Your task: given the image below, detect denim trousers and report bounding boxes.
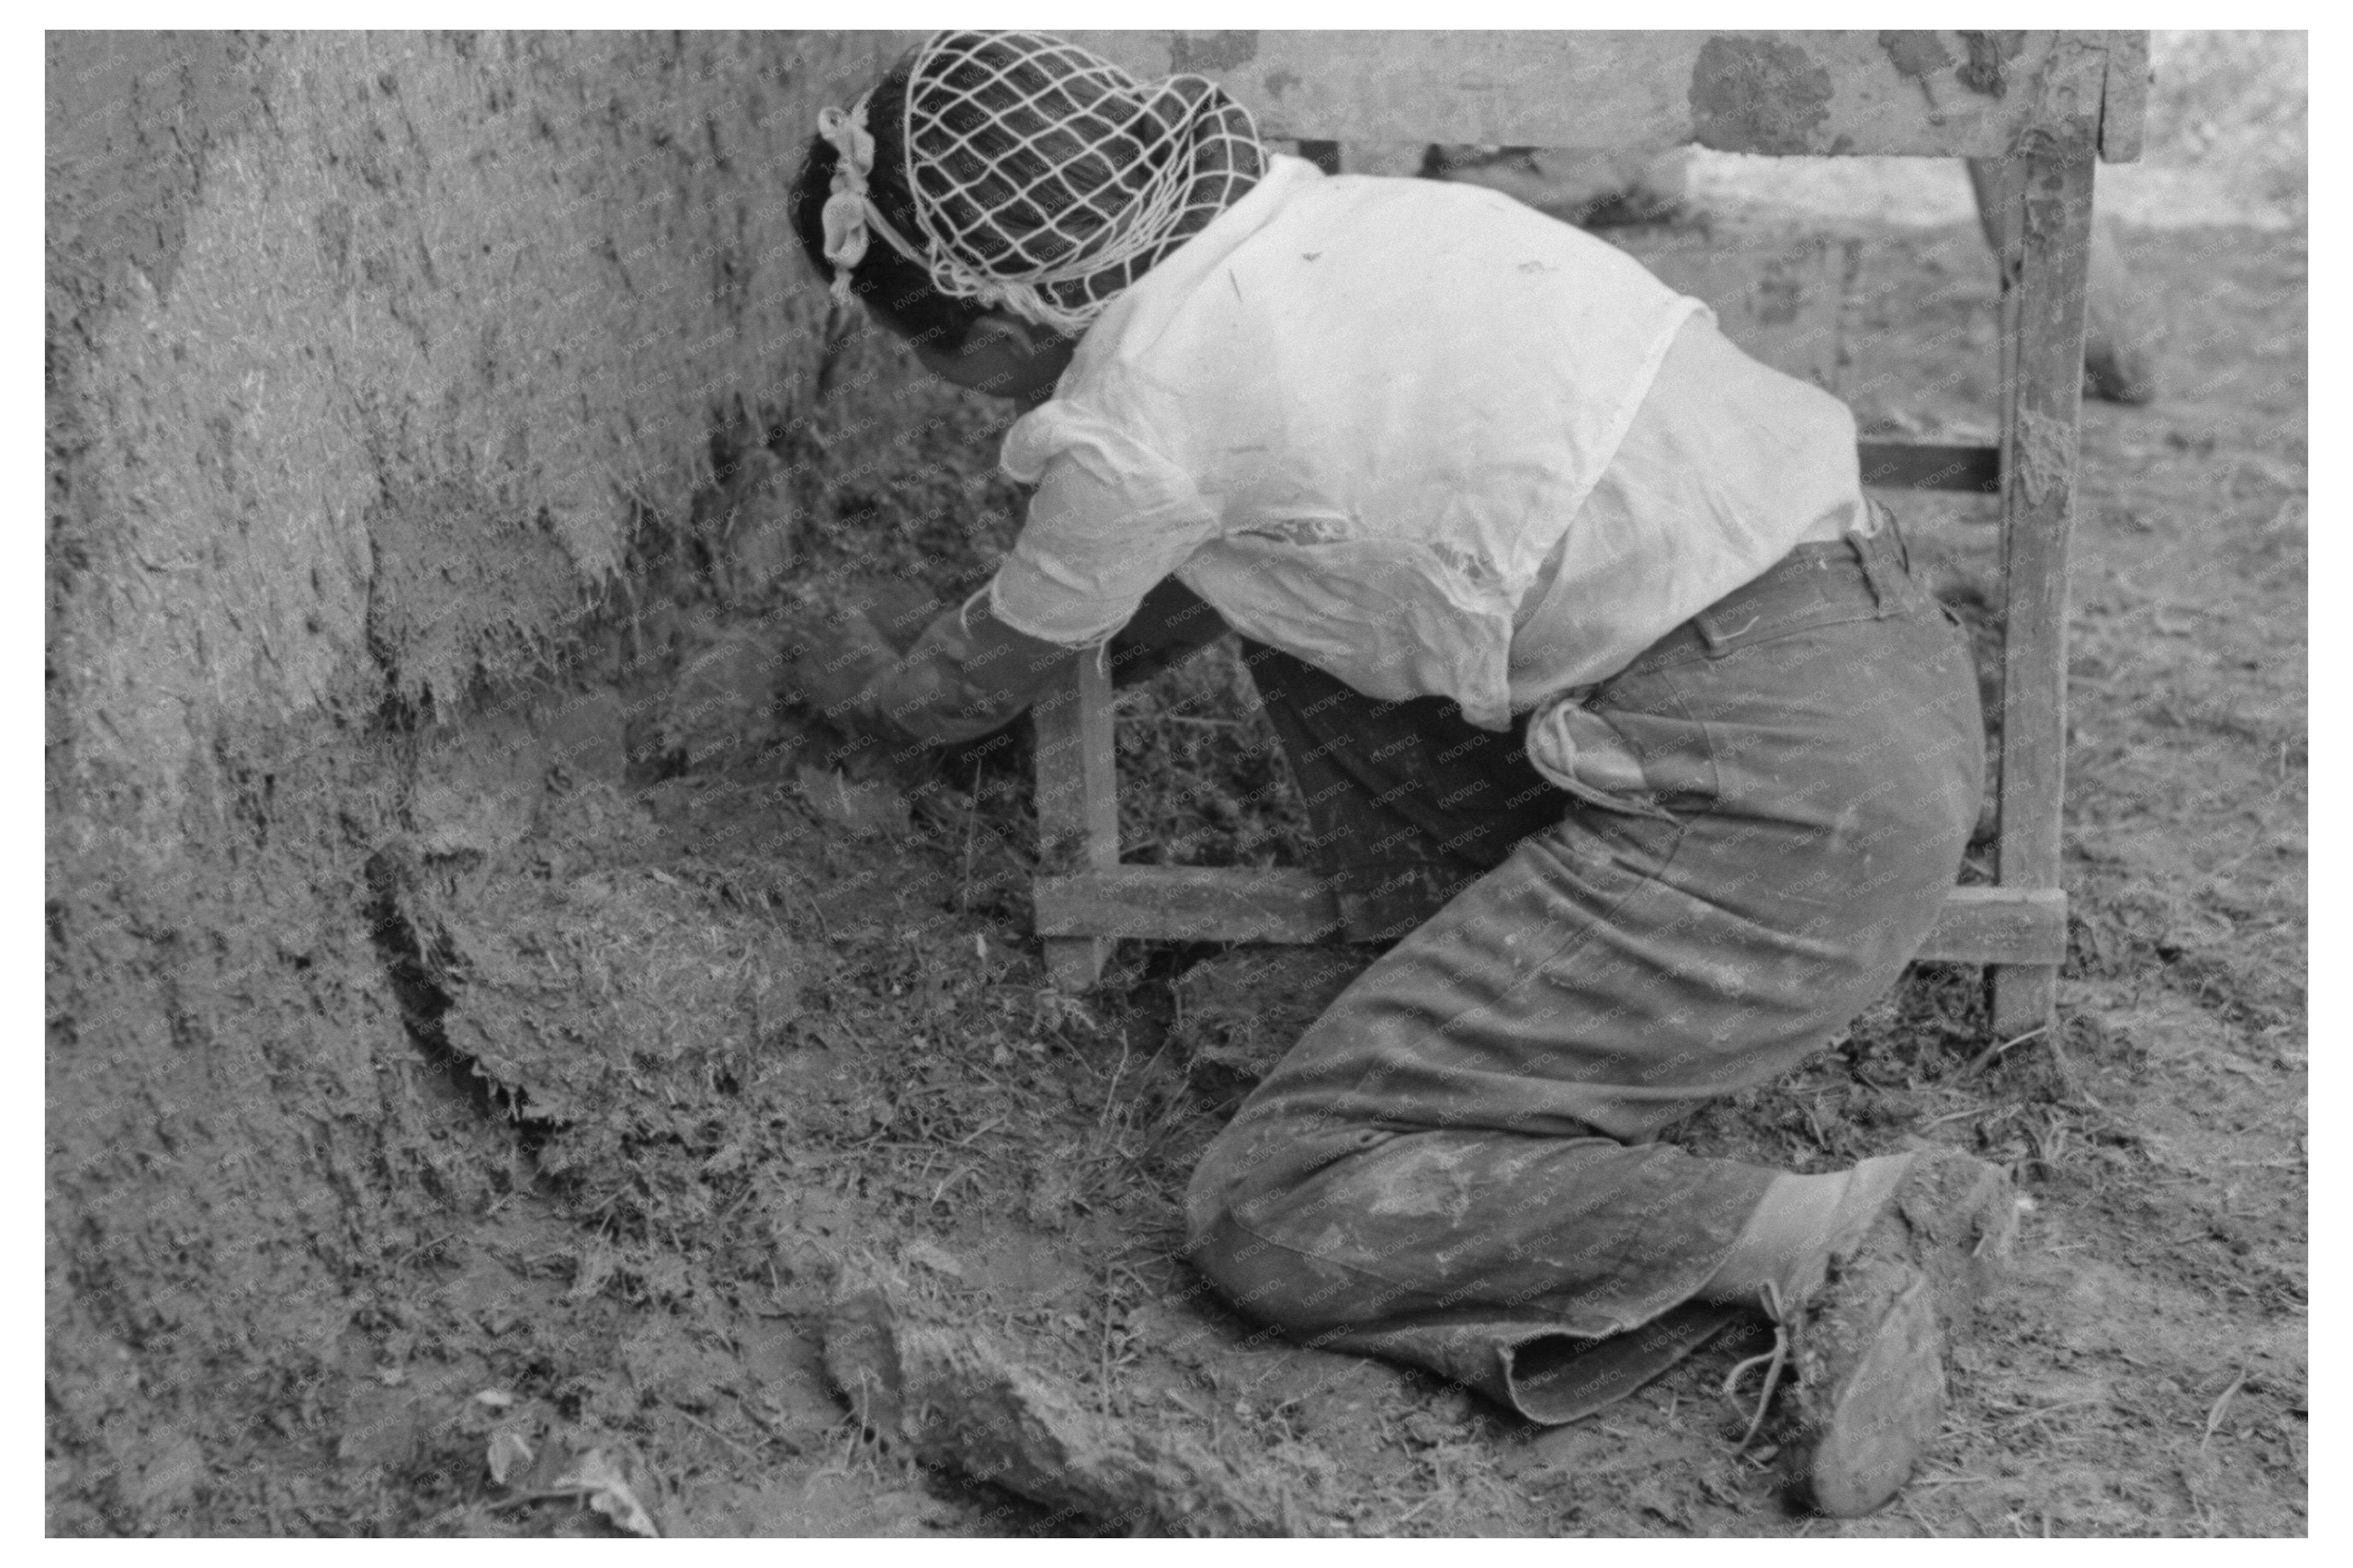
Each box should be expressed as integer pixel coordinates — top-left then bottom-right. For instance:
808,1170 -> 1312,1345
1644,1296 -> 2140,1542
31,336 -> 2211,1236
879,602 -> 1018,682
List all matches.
1174,516 -> 1986,1422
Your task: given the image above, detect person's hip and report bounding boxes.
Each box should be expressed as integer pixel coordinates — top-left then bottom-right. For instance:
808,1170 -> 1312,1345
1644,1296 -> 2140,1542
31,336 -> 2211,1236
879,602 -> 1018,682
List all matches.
1523,506 -> 1985,844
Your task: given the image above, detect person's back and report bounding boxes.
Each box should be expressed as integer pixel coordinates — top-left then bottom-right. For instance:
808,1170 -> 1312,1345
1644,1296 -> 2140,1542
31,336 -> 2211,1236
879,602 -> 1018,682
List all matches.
1001,155 -> 1706,726
1003,155 -> 1871,727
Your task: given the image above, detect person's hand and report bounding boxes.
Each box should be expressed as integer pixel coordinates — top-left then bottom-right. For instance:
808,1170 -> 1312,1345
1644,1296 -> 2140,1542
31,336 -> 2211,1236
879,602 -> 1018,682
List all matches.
777,577 -> 960,741
778,604 -> 900,731
780,574 -> 1091,755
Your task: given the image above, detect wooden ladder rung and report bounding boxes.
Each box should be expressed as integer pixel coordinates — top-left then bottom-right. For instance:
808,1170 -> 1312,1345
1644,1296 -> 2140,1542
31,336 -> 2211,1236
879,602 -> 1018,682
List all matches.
1036,867 -> 2064,966
1037,866 -> 1341,945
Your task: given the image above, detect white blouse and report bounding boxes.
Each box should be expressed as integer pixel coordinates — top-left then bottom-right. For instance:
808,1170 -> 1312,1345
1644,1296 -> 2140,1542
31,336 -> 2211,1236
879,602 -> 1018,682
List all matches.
988,154 -> 1864,730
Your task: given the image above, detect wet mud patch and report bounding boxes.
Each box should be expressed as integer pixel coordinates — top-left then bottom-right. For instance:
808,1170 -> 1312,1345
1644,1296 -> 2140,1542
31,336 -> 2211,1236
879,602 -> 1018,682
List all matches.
385,779 -> 807,1169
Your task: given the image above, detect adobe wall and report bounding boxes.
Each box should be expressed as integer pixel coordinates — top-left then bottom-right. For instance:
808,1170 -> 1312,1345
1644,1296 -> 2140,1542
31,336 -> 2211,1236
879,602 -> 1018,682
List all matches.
44,31 -> 906,1526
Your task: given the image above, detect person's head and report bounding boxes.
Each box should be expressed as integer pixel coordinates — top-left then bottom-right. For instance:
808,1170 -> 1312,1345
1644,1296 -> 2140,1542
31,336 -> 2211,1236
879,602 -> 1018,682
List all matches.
791,31 -> 1264,403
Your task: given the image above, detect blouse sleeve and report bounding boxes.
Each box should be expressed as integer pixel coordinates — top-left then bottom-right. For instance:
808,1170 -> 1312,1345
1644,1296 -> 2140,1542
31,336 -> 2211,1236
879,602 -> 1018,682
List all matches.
989,401 -> 1220,648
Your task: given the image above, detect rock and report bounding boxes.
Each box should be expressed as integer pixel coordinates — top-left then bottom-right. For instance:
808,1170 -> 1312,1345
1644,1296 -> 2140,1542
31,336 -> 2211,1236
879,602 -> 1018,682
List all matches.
821,1271 -> 1300,1536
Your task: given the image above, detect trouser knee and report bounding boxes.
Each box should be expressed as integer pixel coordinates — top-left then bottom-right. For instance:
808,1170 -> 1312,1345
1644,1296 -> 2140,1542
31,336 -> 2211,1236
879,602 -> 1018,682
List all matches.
1185,1200 -> 1286,1316
1185,1119 -> 1412,1332
1182,1121 -> 1255,1256
1183,1120 -> 1322,1316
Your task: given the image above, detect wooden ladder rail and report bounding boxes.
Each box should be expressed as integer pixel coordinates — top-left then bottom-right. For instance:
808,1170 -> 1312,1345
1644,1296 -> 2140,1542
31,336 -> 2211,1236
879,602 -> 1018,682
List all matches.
1987,143 -> 2098,1035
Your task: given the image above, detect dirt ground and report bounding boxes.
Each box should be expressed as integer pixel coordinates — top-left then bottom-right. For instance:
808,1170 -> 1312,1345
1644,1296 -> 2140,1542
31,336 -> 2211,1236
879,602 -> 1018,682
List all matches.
52,200 -> 2305,1537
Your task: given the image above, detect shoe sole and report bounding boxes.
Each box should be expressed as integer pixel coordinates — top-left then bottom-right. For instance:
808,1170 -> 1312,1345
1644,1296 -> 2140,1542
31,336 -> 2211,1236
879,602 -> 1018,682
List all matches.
1779,1150 -> 2018,1516
1781,1261 -> 1948,1518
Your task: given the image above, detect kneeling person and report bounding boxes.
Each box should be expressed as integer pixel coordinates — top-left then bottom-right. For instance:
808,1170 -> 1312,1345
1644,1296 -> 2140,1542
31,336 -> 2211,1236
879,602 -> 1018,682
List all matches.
787,30 -> 2018,1518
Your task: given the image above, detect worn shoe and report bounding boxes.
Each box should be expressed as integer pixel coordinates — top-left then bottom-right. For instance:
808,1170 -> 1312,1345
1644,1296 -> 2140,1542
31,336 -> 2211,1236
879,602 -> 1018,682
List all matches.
1774,1148 -> 2018,1518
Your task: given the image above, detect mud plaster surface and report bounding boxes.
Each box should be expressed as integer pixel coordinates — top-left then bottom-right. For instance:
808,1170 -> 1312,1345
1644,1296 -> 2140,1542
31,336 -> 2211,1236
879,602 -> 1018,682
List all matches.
44,29 -> 898,1536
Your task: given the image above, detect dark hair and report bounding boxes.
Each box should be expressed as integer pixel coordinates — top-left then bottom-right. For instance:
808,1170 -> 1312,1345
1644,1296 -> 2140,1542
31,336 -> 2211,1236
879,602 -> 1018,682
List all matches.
790,58 -> 989,350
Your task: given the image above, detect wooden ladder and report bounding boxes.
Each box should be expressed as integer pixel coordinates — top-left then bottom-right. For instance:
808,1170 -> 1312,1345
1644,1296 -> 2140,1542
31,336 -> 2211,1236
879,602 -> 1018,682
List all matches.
1016,30 -> 2147,1040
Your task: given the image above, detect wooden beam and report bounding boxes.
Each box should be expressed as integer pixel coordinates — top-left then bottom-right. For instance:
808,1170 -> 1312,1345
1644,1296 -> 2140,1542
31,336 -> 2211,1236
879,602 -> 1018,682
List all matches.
1915,885 -> 2067,966
1031,654 -> 1119,988
1064,31 -> 2114,157
859,32 -> 2125,159
1037,866 -> 1341,946
1991,141 -> 2097,1035
1038,867 -> 2064,966
2099,31 -> 2151,163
